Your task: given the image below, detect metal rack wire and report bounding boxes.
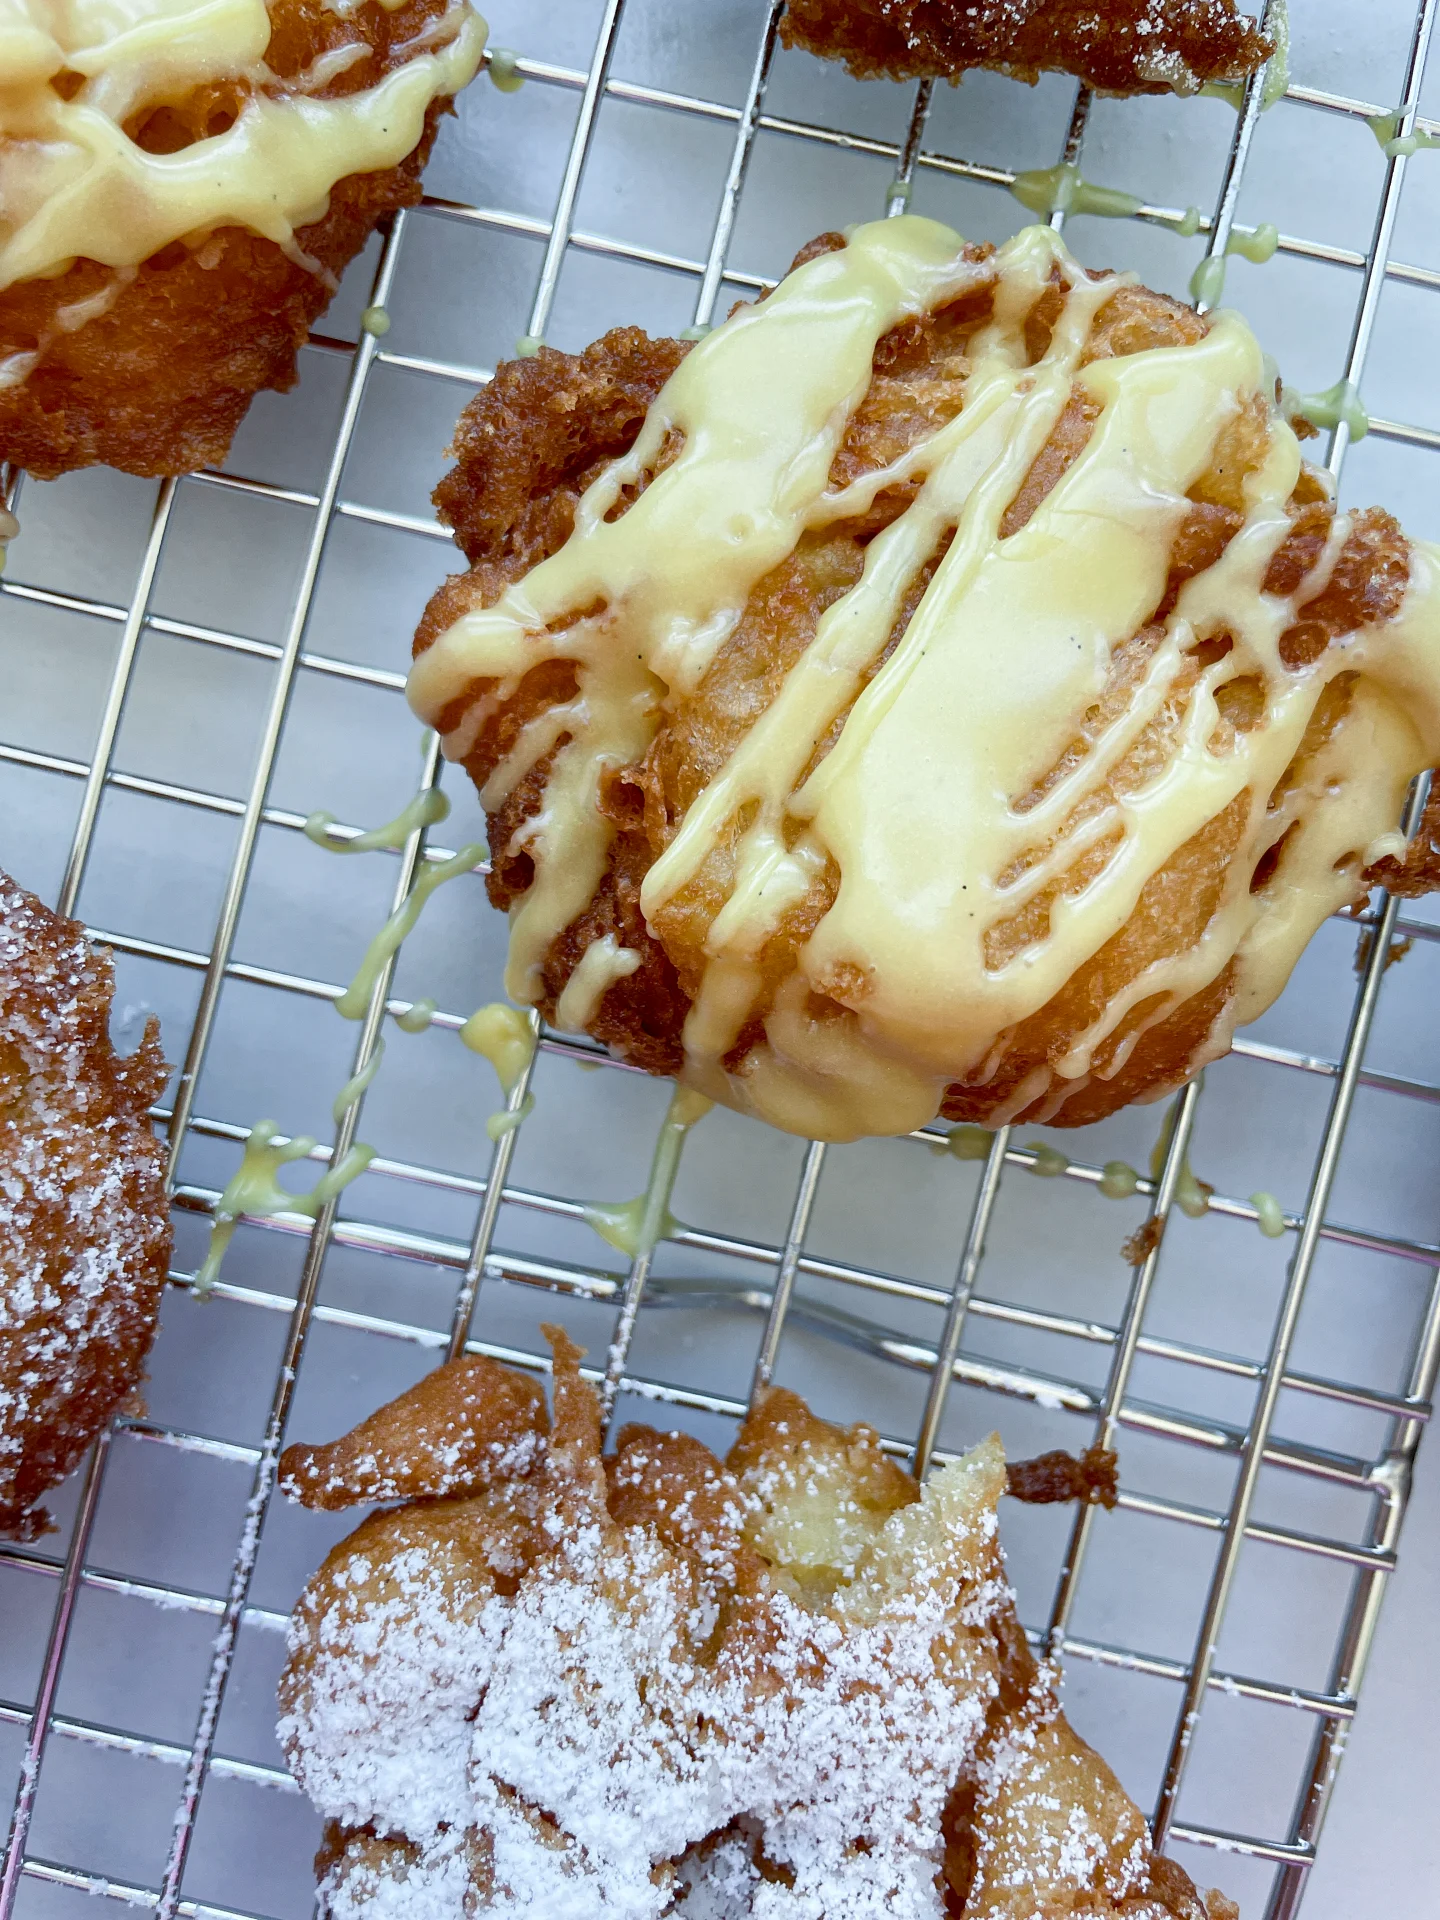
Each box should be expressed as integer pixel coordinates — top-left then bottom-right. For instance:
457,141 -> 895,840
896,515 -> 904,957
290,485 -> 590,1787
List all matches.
3,0 -> 1440,1914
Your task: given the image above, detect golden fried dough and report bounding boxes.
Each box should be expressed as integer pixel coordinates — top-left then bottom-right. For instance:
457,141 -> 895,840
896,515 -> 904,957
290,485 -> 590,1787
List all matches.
0,870 -> 170,1537
278,1353 -> 548,1509
779,0 -> 1274,94
410,218 -> 1440,1142
0,0 -> 483,479
279,1335 -> 1237,1918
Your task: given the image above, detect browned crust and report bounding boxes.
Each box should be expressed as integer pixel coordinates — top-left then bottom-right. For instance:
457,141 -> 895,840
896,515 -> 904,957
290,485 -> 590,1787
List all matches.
0,0 -> 469,479
434,327 -> 692,571
1005,1443 -> 1119,1508
414,326 -> 701,1076
1122,1216 -> 1165,1266
0,871 -> 171,1536
413,242 -> 1430,1134
778,0 -> 1273,95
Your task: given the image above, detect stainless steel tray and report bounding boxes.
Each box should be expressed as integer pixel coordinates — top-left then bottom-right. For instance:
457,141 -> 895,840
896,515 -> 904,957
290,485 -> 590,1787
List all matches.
5,1 -> 1440,1914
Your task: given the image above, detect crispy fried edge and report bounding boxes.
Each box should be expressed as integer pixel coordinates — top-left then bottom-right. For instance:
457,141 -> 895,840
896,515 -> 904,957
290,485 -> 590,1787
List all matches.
778,0 -> 1273,94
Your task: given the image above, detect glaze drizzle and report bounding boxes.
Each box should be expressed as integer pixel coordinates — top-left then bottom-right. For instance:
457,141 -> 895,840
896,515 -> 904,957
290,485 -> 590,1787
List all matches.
410,217 -> 1440,1143
0,0 -> 486,292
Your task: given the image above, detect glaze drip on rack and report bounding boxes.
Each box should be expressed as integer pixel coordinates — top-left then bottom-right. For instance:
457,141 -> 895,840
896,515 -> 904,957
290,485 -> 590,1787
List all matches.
582,1082 -> 711,1258
194,1119 -> 375,1293
460,1001 -> 537,1139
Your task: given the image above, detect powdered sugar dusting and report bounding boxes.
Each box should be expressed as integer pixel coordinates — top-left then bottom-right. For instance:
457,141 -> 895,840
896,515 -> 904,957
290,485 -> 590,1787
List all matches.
279,1345 -> 1224,1917
283,1407 -> 1008,1915
0,870 -> 170,1534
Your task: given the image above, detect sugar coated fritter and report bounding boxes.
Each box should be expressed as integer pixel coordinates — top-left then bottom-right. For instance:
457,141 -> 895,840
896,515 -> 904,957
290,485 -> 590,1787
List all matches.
408,218 -> 1440,1144
279,1334 -> 1239,1919
0,870 -> 170,1537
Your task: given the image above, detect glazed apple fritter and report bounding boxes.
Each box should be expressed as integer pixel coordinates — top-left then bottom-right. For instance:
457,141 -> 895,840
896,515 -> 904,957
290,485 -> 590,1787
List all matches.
410,218 -> 1440,1144
278,1335 -> 1236,1918
0,0 -> 484,479
778,0 -> 1274,95
0,870 -> 170,1538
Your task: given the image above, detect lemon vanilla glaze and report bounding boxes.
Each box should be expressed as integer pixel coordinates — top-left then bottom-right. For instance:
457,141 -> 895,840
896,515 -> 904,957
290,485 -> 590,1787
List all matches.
409,217 -> 1440,1144
0,0 -> 486,296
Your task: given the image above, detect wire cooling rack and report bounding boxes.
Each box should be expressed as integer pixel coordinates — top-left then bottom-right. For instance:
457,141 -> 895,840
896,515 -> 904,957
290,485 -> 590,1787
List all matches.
5,0 -> 1440,1915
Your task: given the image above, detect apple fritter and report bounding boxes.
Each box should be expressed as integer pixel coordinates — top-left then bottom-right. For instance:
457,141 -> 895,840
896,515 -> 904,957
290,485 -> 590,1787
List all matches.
278,1335 -> 1238,1919
0,870 -> 170,1537
410,219 -> 1440,1142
